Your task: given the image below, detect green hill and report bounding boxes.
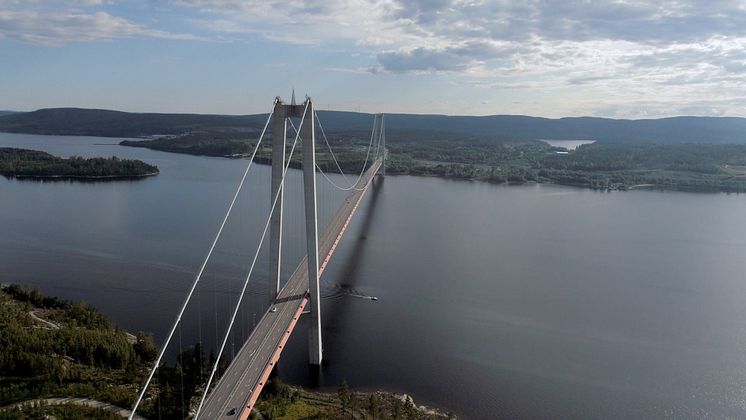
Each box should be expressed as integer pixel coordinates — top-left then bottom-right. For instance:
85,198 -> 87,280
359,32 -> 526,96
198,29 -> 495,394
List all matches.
0,108 -> 266,138
2,107 -> 746,144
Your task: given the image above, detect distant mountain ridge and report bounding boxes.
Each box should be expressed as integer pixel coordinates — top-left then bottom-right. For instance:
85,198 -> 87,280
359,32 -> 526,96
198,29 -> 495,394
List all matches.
1,107 -> 746,144
314,110 -> 746,143
0,108 -> 268,138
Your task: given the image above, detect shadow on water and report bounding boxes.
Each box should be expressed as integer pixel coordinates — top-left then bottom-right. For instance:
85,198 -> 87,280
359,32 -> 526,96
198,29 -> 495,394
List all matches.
322,177 -> 383,300
303,177 -> 384,382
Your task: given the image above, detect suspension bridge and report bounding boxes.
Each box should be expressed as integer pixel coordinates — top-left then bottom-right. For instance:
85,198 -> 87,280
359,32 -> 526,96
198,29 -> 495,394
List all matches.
128,95 -> 387,419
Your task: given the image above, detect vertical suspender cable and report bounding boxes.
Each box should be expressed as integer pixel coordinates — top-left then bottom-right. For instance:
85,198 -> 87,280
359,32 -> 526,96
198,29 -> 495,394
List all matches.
179,324 -> 185,419
197,291 -> 203,385
128,99 -> 277,419
213,290 -> 219,367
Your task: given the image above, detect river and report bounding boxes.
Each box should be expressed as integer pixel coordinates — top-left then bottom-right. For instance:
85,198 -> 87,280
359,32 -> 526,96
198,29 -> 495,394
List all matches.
2,133 -> 746,418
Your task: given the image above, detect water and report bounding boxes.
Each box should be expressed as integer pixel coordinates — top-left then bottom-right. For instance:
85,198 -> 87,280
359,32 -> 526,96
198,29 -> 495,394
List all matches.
2,133 -> 746,419
540,139 -> 596,150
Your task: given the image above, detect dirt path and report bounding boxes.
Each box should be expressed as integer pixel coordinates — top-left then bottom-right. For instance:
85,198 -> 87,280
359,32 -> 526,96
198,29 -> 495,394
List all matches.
28,310 -> 60,329
1,397 -> 147,419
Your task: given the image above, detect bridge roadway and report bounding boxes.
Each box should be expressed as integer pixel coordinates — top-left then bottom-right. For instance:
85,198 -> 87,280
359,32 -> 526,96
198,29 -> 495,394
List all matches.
199,155 -> 384,419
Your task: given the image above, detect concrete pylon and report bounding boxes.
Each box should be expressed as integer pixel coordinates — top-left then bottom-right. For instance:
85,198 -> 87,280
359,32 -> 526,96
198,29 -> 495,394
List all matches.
267,97 -> 322,365
300,99 -> 322,365
268,99 -> 286,304
381,114 -> 386,176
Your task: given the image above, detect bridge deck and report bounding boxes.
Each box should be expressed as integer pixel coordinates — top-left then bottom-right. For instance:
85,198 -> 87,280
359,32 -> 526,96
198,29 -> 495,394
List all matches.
199,156 -> 383,419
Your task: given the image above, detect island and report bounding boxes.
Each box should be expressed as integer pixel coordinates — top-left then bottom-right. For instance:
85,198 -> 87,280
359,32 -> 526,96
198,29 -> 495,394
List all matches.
0,148 -> 159,180
0,284 -> 452,419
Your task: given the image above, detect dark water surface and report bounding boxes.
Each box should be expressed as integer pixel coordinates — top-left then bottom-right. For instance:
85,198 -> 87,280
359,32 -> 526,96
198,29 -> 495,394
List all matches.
2,133 -> 746,419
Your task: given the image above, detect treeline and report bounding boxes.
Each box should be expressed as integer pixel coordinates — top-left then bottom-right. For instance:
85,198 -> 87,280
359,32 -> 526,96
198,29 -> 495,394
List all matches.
122,132 -> 255,157
537,143 -> 746,192
387,141 -> 746,192
0,148 -> 158,179
541,143 -> 746,174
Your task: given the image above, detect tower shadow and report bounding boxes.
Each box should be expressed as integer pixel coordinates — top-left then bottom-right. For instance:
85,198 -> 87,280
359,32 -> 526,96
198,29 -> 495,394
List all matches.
308,177 -> 383,380
324,177 -> 383,296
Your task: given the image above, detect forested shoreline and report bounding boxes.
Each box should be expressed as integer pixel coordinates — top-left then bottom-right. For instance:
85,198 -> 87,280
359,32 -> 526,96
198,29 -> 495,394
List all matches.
121,134 -> 746,193
0,283 -> 232,419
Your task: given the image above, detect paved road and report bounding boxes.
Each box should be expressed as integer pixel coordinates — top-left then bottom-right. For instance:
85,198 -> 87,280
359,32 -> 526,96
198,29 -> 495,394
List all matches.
199,156 -> 383,420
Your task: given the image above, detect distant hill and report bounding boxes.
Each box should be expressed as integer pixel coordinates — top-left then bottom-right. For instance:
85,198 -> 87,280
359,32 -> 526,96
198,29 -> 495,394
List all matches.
2,107 -> 746,144
0,108 -> 267,138
0,111 -> 19,117
314,111 -> 746,144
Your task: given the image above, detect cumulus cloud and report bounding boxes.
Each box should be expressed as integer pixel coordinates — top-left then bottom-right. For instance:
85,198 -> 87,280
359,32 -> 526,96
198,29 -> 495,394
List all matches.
0,4 -> 201,46
374,42 -> 510,73
174,1 -> 746,73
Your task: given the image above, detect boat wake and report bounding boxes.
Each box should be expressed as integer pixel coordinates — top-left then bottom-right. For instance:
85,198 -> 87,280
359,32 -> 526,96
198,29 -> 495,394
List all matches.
322,283 -> 378,301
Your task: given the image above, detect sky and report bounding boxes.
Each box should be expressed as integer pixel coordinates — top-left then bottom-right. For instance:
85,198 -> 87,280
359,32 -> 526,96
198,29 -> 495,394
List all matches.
2,0 -> 746,118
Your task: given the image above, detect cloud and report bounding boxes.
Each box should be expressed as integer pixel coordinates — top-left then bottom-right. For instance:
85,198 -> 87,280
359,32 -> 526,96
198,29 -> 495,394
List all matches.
73,0 -> 105,6
374,42 -> 508,73
5,0 -> 746,117
0,7 -> 202,46
174,1 -> 746,75
169,1 -> 746,117
176,0 -> 424,48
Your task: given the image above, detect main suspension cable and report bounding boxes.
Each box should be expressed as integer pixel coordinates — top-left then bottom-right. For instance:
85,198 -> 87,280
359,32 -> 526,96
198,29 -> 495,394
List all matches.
313,111 -> 378,191
128,99 -> 277,419
315,112 -> 351,182
317,117 -> 385,192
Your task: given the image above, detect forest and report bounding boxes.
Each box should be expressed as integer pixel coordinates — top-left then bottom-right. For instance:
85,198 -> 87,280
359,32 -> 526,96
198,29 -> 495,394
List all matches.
0,284 -> 213,419
0,148 -> 158,179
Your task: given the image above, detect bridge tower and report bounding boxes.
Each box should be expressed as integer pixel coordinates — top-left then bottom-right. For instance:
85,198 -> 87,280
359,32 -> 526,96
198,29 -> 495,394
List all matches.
380,113 -> 386,176
268,96 -> 323,365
